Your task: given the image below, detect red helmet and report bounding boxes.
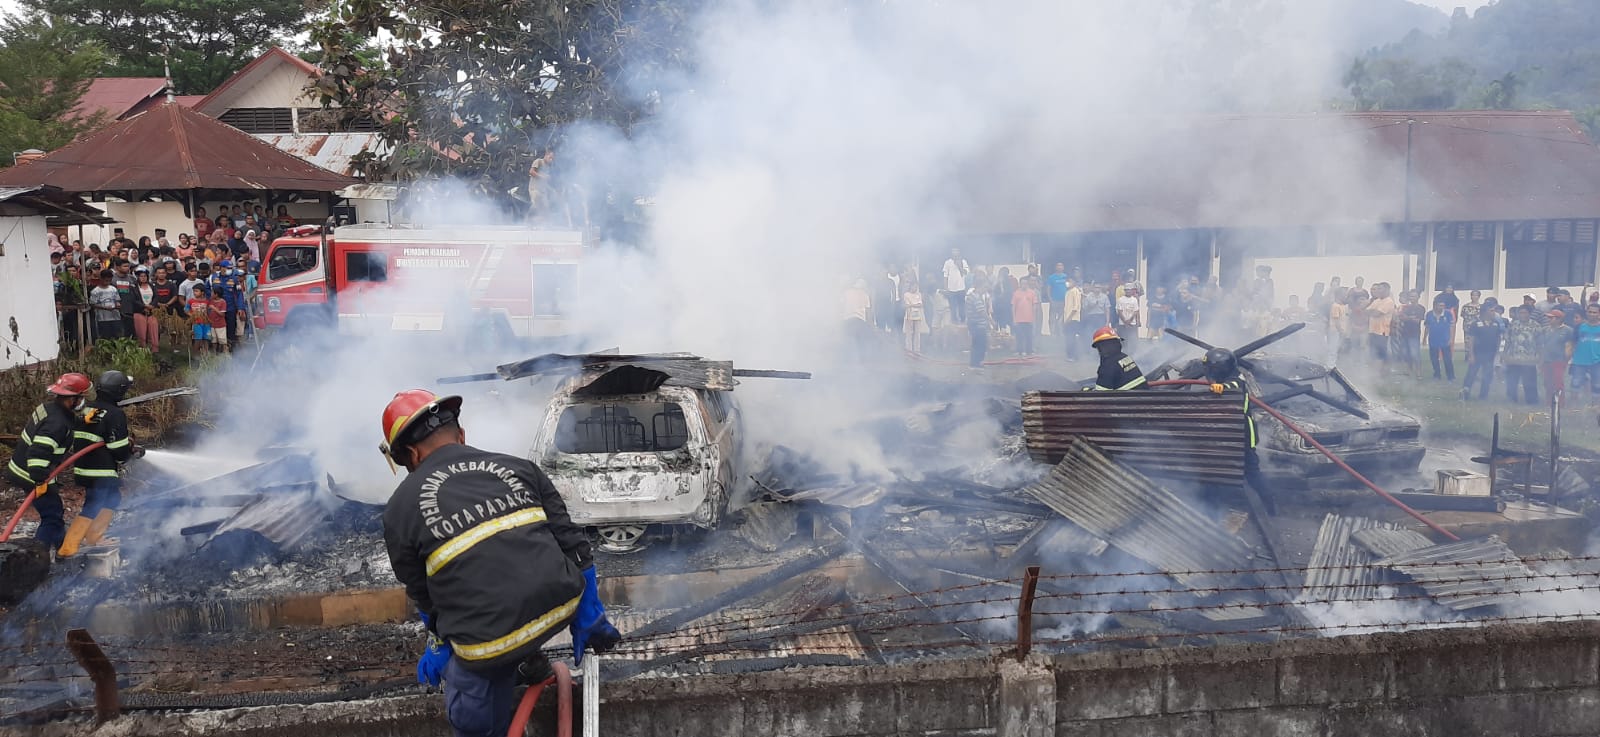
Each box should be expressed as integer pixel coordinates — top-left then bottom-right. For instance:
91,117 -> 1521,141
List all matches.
47,372 -> 92,396
1090,326 -> 1120,346
379,389 -> 463,460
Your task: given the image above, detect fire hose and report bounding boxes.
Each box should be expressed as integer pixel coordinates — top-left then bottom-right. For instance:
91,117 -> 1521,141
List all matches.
506,660 -> 572,737
1,441 -> 105,544
1146,380 -> 1460,541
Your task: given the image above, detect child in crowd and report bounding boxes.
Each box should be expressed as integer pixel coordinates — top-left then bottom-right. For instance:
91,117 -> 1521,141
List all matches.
209,284 -> 230,353
188,284 -> 212,353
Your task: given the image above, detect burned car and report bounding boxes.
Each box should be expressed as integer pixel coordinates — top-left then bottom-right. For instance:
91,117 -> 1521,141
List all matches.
1142,330 -> 1426,487
458,353 -> 807,552
1219,355 -> 1424,485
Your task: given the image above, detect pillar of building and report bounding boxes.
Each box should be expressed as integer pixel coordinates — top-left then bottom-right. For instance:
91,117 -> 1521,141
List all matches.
1421,224 -> 1435,298
1493,222 -> 1508,302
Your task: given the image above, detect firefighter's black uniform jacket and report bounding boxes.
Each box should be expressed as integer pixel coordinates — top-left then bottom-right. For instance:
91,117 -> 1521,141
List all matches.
5,401 -> 76,487
1093,351 -> 1148,391
383,443 -> 591,673
72,399 -> 133,480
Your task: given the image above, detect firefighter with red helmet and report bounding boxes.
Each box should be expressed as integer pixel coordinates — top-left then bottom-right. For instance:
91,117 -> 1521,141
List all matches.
59,371 -> 142,558
4,372 -> 92,550
1088,326 -> 1148,391
379,389 -> 620,737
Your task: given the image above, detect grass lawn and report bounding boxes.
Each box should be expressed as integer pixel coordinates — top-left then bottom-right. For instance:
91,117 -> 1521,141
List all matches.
1365,363 -> 1600,457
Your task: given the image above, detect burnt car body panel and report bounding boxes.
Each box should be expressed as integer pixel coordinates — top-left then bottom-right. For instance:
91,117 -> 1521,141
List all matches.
1167,355 -> 1426,485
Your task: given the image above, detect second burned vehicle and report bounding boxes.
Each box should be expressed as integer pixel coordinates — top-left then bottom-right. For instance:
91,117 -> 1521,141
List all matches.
1146,325 -> 1426,487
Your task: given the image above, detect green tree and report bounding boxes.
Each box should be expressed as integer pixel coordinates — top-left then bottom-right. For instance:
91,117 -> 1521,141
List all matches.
19,0 -> 315,94
310,0 -> 697,219
0,16 -> 107,164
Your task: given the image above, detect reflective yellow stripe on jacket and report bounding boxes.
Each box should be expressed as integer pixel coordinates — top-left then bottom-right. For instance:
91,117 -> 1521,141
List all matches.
452,595 -> 581,662
424,507 -> 548,577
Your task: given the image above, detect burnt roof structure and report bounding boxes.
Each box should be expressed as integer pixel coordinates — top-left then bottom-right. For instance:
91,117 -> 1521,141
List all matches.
0,102 -> 357,212
957,110 -> 1600,233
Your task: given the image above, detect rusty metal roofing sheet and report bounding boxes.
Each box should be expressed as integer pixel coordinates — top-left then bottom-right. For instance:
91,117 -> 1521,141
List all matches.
254,133 -> 383,178
1299,515 -> 1399,602
1022,439 -> 1258,588
956,110 -> 1600,233
0,103 -> 357,193
72,77 -> 167,121
1022,391 -> 1247,486
1378,536 -> 1537,611
1350,526 -> 1434,559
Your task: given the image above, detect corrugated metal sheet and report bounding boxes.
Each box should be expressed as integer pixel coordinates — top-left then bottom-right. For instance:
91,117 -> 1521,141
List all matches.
254,133 -> 383,178
205,488 -> 337,551
1299,515 -> 1398,602
1022,391 -> 1248,486
1378,536 -> 1536,611
72,77 -> 167,121
0,104 -> 357,192
1350,527 -> 1434,559
1022,439 -> 1258,587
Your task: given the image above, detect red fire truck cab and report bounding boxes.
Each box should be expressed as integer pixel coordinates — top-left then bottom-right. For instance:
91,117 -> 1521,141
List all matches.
257,223 -> 586,338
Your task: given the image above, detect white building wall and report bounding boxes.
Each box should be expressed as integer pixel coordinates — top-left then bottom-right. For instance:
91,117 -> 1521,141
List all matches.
0,214 -> 60,368
71,200 -> 334,247
228,64 -> 317,109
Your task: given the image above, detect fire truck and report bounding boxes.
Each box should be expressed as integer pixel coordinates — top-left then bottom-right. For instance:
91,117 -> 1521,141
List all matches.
256,223 -> 587,338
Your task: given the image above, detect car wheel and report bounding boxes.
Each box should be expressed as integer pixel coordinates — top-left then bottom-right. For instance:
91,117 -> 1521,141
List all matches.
596,524 -> 649,554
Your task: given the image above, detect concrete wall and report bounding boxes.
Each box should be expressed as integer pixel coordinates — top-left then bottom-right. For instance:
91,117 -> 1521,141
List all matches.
0,213 -> 59,368
11,620 -> 1600,737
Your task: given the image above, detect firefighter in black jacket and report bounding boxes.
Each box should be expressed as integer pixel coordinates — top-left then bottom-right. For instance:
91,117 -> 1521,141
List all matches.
59,371 -> 142,557
379,390 -> 620,737
4,373 -> 91,550
1088,326 -> 1148,390
1203,348 -> 1268,493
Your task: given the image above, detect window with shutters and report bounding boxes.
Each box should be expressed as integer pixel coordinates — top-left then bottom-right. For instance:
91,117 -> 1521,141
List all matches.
1432,222 -> 1495,290
1506,219 -> 1598,288
218,108 -> 294,133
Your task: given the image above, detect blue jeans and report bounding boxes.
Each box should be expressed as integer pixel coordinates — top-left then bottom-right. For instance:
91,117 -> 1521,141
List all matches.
444,656 -> 519,737
1570,363 -> 1600,396
81,477 -> 122,516
32,482 -> 64,548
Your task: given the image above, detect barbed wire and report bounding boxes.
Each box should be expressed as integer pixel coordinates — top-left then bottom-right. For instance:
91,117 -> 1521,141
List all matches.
6,555 -> 1600,695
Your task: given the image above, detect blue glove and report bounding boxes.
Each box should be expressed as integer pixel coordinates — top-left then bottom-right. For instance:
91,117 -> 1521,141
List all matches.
415,610 -> 451,687
570,566 -> 621,664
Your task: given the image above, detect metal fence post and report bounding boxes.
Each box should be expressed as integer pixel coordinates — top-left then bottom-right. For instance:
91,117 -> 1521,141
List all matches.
65,628 -> 119,725
1016,566 -> 1041,661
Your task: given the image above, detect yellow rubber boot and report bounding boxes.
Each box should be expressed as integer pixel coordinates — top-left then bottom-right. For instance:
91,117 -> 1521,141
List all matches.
57,516 -> 93,558
84,509 -> 116,546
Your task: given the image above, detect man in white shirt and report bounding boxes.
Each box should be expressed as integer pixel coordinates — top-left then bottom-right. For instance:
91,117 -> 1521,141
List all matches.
943,248 -> 969,323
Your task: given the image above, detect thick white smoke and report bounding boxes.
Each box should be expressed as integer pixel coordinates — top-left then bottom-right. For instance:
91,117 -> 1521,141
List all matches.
200,1 -> 1418,499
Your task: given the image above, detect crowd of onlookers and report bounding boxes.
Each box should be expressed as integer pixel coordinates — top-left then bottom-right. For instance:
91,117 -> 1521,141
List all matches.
846,251 -> 1600,403
49,204 -> 299,357
847,249 -> 1253,369
1306,281 -> 1600,405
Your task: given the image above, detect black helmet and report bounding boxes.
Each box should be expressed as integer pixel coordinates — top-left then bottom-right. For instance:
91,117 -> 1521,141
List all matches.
95,370 -> 133,402
1202,348 -> 1238,382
